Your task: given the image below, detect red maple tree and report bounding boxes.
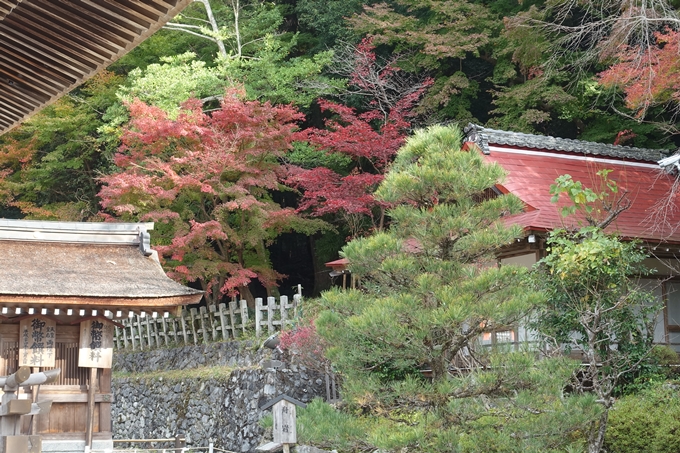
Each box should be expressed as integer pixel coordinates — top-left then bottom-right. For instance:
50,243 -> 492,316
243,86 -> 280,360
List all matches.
99,90 -> 326,305
287,38 -> 432,237
599,29 -> 680,118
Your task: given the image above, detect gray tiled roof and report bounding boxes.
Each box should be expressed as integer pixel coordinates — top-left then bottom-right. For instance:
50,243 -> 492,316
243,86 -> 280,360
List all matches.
464,124 -> 671,163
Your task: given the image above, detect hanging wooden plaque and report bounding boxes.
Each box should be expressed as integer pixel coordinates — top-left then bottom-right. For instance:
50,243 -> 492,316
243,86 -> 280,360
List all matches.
19,316 -> 56,367
78,318 -> 114,369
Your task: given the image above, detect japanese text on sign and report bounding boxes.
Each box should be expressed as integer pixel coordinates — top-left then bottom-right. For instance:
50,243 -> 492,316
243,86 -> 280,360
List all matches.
79,319 -> 114,368
19,316 -> 56,367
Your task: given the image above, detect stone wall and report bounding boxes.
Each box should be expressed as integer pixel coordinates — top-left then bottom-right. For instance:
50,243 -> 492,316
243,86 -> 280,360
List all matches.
112,341 -> 328,452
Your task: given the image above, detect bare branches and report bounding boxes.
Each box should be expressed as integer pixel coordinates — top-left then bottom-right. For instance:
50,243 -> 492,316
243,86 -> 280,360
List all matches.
326,40 -> 432,124
510,0 -> 680,98
164,0 -> 229,59
539,0 -> 678,63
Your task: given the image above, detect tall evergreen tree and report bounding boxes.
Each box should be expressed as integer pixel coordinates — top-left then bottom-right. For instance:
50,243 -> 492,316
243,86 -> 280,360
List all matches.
310,124 -> 597,452
317,124 -> 536,381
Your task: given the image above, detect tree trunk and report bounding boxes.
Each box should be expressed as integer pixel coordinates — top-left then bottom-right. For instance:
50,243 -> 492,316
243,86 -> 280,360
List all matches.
194,0 -> 228,59
588,407 -> 609,453
310,234 -> 331,297
238,284 -> 256,309
429,354 -> 448,382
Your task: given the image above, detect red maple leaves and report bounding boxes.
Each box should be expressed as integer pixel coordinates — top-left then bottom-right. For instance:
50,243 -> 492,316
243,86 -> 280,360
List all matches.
599,29 -> 680,118
287,38 -> 431,237
99,90 -> 314,303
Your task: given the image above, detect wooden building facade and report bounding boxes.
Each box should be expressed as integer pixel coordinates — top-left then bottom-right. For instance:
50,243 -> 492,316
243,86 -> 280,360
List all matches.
0,220 -> 202,452
462,124 -> 680,351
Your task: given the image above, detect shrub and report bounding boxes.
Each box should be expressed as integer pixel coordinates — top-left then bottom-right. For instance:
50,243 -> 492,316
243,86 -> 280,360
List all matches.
604,383 -> 680,453
278,322 -> 330,373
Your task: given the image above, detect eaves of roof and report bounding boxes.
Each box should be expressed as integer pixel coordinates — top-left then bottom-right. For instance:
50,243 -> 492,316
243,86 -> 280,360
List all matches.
0,220 -> 203,313
464,123 -> 671,163
464,127 -> 680,244
0,0 -> 193,136
0,241 -> 202,299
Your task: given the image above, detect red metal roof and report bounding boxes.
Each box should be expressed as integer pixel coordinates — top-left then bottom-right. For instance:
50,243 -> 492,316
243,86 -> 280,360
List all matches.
325,258 -> 349,270
478,145 -> 680,244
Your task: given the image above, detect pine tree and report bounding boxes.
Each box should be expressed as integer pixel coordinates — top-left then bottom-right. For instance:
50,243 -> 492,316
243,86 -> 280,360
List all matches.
310,125 -> 597,452
317,124 -> 536,382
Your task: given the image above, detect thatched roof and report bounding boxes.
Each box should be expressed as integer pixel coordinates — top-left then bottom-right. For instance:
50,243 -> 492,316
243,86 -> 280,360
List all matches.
1,241 -> 200,299
0,0 -> 193,136
0,220 -> 202,315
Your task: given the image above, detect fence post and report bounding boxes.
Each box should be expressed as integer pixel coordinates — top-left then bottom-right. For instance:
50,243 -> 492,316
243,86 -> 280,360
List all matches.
144,314 -> 153,349
180,311 -> 189,345
240,299 -> 249,335
218,303 -> 229,340
114,324 -> 121,349
255,298 -> 263,338
161,314 -> 169,346
293,293 -> 301,320
135,315 -> 142,350
208,304 -> 218,341
174,434 -> 185,453
267,296 -> 275,334
122,321 -> 130,349
189,308 -> 199,345
199,306 -> 209,344
280,295 -> 288,329
228,301 -> 239,338
152,315 -> 160,347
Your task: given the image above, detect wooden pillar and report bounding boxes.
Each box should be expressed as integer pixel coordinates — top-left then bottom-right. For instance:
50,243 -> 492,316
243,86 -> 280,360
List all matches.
29,367 -> 38,435
99,368 -> 111,433
85,367 -> 97,449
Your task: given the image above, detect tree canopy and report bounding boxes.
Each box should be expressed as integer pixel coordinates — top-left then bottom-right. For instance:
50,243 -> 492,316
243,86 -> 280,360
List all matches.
99,92 -> 326,304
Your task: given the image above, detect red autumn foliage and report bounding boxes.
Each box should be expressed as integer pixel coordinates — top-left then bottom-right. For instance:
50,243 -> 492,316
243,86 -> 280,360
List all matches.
599,29 -> 680,118
99,91 -> 324,304
278,322 -> 330,372
287,39 -> 431,237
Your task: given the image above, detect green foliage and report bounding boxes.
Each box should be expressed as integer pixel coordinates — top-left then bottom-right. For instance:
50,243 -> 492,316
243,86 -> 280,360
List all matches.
534,174 -> 660,451
294,0 -> 364,51
221,39 -> 341,106
118,52 -> 227,116
295,355 -> 598,452
307,124 -> 599,452
535,228 -> 658,353
285,142 -> 354,174
604,383 -> 680,453
616,345 -> 680,395
549,169 -> 617,223
489,71 -> 579,133
0,71 -> 123,220
318,125 -> 538,381
296,399 -> 372,451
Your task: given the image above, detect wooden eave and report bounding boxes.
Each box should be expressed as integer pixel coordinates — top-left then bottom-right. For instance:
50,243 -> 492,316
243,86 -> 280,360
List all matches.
0,0 -> 194,136
0,293 -> 202,315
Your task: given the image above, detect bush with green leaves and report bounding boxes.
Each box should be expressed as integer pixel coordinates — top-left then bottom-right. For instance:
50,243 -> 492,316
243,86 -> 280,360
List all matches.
533,226 -> 660,453
604,383 -> 680,453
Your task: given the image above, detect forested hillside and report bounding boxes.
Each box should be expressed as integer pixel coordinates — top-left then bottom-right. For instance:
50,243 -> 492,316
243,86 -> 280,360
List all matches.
1,0 -> 680,301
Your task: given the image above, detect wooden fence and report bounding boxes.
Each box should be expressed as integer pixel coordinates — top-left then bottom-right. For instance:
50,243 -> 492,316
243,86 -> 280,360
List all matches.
115,295 -> 301,350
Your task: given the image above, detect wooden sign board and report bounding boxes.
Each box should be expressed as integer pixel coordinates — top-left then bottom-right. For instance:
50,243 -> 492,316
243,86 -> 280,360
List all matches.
78,319 -> 114,369
19,316 -> 56,367
272,399 -> 297,444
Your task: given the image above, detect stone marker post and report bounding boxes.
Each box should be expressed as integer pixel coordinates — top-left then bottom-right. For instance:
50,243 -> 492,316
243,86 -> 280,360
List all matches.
260,394 -> 307,453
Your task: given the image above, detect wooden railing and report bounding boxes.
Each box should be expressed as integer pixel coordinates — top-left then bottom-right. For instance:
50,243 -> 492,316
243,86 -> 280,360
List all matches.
115,295 -> 301,350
